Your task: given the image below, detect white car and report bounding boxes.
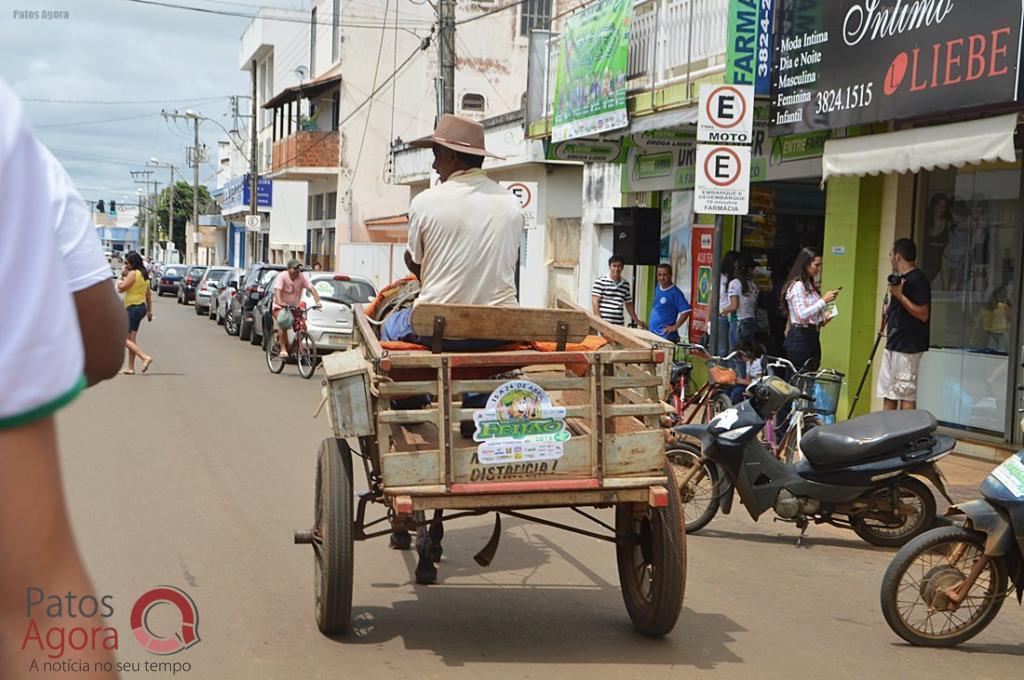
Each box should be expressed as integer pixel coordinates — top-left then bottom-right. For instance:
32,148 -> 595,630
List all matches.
299,273 -> 377,353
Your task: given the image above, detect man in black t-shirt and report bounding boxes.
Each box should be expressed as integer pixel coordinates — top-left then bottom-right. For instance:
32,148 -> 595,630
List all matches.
877,238 -> 931,410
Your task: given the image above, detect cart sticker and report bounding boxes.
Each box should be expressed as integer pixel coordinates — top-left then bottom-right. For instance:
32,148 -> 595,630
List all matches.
992,455 -> 1024,498
473,380 -> 570,465
314,281 -> 334,297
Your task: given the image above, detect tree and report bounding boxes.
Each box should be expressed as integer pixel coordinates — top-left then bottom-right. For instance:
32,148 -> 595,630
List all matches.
155,181 -> 216,254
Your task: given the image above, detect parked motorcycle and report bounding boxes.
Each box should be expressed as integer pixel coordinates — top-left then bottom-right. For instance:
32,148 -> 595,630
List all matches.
673,374 -> 955,546
880,451 -> 1024,646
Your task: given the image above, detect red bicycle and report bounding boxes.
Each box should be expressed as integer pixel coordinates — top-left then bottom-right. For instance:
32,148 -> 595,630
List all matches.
266,304 -> 319,379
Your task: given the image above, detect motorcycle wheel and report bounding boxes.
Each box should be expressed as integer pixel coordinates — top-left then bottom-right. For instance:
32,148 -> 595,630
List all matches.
666,444 -> 720,534
852,477 -> 936,547
880,525 -> 1007,647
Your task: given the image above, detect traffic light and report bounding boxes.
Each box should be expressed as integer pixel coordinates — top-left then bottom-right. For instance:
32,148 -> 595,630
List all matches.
96,200 -> 105,213
110,200 -> 117,215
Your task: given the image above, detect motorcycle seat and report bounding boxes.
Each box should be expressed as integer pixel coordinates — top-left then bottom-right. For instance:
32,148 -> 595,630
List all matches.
800,410 -> 937,469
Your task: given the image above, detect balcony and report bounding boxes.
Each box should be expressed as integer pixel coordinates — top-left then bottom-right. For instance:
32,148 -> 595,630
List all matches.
526,0 -> 728,136
269,131 -> 339,180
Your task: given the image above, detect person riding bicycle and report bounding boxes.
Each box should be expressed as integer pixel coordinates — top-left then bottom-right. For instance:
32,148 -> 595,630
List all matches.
273,259 -> 321,358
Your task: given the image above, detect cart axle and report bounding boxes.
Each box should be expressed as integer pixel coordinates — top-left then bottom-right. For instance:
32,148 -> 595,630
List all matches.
294,529 -> 313,544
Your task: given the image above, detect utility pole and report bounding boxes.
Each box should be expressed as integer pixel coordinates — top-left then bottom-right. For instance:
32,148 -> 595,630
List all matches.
438,0 -> 456,117
130,169 -> 154,255
250,60 -> 259,266
147,160 -> 177,261
162,108 -> 206,264
192,116 -> 200,265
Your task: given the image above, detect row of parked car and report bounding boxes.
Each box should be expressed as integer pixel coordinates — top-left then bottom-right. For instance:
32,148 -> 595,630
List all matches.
154,261 -> 378,356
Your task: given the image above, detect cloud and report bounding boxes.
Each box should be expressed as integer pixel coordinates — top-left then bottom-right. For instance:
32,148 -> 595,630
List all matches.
0,0 -> 303,201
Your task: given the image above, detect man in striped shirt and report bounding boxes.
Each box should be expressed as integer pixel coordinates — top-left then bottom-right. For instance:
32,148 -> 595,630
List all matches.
592,254 -> 645,327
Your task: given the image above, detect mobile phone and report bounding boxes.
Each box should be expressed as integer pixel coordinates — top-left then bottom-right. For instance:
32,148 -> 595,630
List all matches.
836,286 -> 843,291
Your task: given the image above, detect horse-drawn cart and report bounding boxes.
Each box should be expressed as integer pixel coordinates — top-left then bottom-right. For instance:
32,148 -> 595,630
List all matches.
295,299 -> 686,637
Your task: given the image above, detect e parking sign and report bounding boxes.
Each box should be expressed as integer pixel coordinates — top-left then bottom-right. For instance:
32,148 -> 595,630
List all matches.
697,84 -> 754,144
695,144 -> 751,215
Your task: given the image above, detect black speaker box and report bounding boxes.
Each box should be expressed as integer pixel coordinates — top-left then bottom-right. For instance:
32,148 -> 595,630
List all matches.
612,207 -> 662,266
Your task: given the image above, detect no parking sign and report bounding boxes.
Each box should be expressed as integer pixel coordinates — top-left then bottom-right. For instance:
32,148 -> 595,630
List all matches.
694,144 -> 751,215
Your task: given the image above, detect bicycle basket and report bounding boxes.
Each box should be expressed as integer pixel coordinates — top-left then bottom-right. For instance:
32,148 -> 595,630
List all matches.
708,365 -> 737,386
791,369 -> 844,417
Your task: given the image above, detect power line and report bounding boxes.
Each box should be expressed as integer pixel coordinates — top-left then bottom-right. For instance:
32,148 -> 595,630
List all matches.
121,0 -> 434,29
454,0 -> 528,26
35,112 -> 164,129
273,32 -> 431,170
346,0 -> 392,193
22,95 -> 226,106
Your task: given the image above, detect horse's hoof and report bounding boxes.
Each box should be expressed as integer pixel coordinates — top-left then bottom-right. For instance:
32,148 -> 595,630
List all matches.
415,564 -> 438,585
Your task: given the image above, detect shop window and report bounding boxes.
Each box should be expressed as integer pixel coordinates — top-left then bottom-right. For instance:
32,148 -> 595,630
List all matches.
915,162 -> 1021,435
326,191 -> 337,220
520,0 -> 552,36
461,93 -> 485,114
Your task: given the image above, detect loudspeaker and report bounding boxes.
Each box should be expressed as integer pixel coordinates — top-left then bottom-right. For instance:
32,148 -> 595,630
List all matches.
612,207 -> 662,265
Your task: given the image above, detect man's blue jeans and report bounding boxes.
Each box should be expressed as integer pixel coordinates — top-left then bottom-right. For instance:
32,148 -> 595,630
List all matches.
381,307 -> 509,351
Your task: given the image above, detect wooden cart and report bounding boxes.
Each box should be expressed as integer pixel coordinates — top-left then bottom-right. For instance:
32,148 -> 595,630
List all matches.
295,299 -> 686,637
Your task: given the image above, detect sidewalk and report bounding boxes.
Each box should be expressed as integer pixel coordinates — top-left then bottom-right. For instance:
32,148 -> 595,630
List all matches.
941,451 -> 1003,504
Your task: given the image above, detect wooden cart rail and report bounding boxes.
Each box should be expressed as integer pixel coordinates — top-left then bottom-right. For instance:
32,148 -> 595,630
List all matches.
326,298 -> 674,503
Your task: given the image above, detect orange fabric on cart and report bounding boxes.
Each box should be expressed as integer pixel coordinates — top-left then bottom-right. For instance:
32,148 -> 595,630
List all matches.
365,275 -> 417,319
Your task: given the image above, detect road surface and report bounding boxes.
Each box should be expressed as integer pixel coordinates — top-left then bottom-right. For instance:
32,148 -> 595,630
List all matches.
52,295 -> 1021,679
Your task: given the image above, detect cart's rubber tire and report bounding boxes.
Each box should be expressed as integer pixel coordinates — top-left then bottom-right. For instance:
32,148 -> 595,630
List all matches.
881,525 -> 1008,647
852,477 -> 936,547
666,444 -> 720,534
707,392 -> 732,421
615,464 -> 686,637
314,438 -> 354,635
296,332 -> 317,379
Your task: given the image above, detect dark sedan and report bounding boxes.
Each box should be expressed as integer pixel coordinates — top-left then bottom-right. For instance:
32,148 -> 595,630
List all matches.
177,266 -> 207,305
155,265 -> 188,296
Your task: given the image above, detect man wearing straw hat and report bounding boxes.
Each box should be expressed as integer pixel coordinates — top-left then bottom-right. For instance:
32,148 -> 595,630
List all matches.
381,114 -> 525,350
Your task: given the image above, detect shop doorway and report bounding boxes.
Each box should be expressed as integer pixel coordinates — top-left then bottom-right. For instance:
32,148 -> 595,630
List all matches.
738,180 -> 827,357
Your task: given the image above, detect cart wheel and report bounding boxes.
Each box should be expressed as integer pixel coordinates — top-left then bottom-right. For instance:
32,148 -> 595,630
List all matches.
615,465 -> 686,637
313,438 -> 354,635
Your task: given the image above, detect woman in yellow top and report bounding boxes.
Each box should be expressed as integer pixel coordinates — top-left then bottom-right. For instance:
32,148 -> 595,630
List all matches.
117,252 -> 154,374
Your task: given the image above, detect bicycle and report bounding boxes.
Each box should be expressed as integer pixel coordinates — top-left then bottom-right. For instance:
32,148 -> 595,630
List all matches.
266,304 -> 320,379
664,342 -> 738,532
760,356 -> 844,463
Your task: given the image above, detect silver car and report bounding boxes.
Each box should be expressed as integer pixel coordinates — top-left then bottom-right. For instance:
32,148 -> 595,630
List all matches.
194,266 -> 234,316
298,273 -> 377,353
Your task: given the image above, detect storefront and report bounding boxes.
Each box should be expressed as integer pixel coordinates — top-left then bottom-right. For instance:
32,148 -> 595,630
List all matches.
772,0 -> 1024,438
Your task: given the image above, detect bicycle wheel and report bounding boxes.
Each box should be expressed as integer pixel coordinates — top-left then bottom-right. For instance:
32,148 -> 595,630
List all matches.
296,332 -> 317,379
266,334 -> 285,374
666,444 -> 720,533
706,391 -> 732,421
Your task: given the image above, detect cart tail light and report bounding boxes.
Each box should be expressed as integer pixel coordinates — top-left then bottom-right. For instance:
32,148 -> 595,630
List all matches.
648,485 -> 669,508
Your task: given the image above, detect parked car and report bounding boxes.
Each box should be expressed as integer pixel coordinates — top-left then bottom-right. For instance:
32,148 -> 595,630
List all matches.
176,266 -> 207,304
251,275 -> 279,349
209,268 -> 238,320
215,270 -> 243,328
256,272 -> 376,354
149,263 -> 166,290
194,266 -> 233,316
156,265 -> 188,296
226,263 -> 287,342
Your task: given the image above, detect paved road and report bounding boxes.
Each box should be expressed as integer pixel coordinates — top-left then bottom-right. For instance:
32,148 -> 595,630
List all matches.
55,295 -> 1021,679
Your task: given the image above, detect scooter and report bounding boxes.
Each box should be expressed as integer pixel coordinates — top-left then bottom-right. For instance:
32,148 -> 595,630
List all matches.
880,451 -> 1024,646
674,374 -> 955,546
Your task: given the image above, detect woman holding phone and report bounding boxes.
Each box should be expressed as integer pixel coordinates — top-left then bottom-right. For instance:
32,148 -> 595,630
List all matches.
782,248 -> 839,372
117,251 -> 154,374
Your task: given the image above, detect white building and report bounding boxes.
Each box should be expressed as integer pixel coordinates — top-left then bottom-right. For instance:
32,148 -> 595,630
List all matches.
257,0 -> 569,274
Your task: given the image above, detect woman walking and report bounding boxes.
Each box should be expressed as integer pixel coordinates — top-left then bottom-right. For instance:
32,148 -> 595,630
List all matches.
782,248 -> 840,372
118,251 -> 153,375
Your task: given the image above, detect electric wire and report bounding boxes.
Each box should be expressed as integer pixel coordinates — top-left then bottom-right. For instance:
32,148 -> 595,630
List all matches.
122,0 -> 434,29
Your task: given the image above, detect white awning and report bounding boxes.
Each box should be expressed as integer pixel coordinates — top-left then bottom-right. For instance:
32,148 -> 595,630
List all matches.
627,105 -> 698,135
822,114 -> 1018,182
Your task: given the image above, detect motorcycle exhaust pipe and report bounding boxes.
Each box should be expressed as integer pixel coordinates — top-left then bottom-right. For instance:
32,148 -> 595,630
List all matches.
474,513 -> 502,567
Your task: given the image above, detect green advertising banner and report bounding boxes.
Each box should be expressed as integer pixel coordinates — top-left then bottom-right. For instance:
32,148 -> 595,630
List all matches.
551,0 -> 630,142
726,0 -> 759,86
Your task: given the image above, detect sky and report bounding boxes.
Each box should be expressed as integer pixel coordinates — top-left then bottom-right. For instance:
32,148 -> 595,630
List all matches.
0,0 -> 308,208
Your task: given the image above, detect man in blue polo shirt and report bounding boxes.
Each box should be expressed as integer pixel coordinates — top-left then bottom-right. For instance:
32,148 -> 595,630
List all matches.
649,263 -> 691,342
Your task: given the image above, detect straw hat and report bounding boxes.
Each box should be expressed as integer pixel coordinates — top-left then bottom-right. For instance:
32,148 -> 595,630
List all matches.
409,114 -> 504,159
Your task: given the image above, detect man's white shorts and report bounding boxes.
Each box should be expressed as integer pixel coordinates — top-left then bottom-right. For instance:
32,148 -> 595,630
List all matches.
876,349 -> 924,401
